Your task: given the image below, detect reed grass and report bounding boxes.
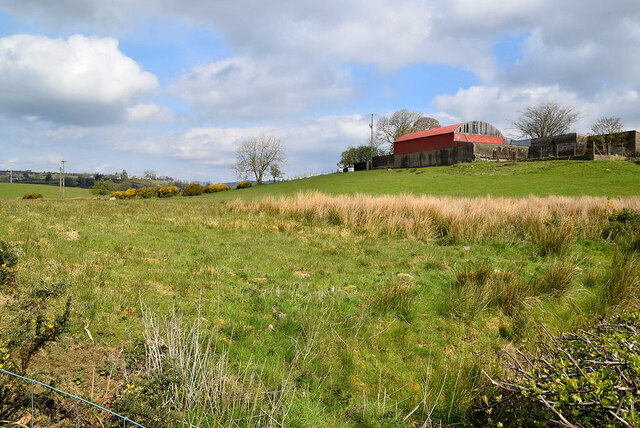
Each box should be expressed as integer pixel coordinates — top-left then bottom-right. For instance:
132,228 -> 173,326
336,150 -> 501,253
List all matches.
234,192 -> 640,243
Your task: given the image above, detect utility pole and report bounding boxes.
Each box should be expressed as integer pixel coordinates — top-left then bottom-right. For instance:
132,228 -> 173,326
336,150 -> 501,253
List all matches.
9,169 -> 12,184
369,113 -> 374,163
60,159 -> 67,199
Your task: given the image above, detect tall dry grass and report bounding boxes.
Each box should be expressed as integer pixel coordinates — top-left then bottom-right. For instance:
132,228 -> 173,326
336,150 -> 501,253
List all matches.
142,303 -> 297,427
228,192 -> 640,243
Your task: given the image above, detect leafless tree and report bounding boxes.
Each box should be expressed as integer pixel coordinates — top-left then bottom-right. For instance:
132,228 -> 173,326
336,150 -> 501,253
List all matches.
376,109 -> 440,152
233,134 -> 286,185
590,116 -> 624,135
511,102 -> 581,138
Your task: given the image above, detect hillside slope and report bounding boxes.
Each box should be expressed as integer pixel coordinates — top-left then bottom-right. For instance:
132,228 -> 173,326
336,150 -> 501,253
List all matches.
0,183 -> 93,199
205,160 -> 640,201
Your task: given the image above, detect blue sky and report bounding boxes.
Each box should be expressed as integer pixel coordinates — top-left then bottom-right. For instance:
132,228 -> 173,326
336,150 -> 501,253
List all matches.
0,1 -> 639,182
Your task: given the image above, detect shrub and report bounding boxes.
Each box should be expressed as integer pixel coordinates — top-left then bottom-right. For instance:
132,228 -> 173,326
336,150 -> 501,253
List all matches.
92,179 -> 119,195
182,184 -> 205,196
603,207 -> 640,242
137,187 -> 159,198
122,188 -> 136,199
158,186 -> 179,198
236,181 -> 252,189
110,191 -> 123,199
205,183 -> 231,193
481,311 -> 640,427
22,193 -> 43,199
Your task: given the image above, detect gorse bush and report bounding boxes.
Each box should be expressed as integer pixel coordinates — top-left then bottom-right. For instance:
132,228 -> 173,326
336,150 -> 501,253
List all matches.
110,191 -> 123,199
182,184 -> 205,196
235,181 -> 252,189
205,183 -> 231,193
482,312 -> 640,427
158,186 -> 179,198
137,187 -> 159,198
122,188 -> 136,199
22,193 -> 43,199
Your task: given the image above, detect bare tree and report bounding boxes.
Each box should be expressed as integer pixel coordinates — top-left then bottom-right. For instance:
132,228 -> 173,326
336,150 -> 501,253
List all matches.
590,117 -> 624,135
511,102 -> 581,138
376,109 -> 440,152
233,134 -> 285,185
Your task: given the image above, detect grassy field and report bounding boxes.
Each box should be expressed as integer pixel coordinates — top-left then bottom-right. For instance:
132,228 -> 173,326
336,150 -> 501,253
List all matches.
0,182 -> 93,199
1,189 -> 639,426
204,160 -> 640,201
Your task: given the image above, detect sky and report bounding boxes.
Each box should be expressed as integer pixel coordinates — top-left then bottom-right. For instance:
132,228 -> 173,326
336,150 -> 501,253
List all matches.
0,0 -> 639,182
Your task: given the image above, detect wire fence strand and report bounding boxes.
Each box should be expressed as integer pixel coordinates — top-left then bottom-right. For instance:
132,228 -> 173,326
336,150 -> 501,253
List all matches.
0,368 -> 145,427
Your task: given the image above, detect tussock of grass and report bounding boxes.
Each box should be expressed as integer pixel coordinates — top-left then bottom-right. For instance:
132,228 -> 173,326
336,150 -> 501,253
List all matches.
530,258 -> 579,296
604,251 -> 640,307
445,261 -> 525,317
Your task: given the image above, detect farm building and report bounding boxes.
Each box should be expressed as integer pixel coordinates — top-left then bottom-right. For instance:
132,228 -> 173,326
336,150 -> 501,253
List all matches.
372,121 -> 528,169
394,121 -> 505,154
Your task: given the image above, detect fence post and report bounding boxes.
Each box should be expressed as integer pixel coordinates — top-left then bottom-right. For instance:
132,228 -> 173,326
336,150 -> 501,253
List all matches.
31,381 -> 34,428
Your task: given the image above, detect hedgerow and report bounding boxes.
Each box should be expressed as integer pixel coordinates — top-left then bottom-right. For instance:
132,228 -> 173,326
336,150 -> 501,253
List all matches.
480,311 -> 640,427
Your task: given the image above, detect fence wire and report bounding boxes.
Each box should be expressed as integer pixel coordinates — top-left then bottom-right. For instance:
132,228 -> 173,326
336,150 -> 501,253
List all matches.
0,368 -> 145,427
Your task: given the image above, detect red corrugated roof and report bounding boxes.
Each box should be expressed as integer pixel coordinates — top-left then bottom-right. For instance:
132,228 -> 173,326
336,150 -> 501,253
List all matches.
395,123 -> 463,142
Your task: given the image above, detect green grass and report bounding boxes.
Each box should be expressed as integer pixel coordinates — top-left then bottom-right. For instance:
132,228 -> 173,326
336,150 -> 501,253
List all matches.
1,193 -> 638,426
0,183 -> 92,199
206,160 -> 640,201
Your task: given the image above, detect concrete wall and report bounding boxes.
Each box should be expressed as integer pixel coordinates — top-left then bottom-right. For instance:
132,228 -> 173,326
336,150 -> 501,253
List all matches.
373,145 -> 474,169
529,131 -> 639,159
529,133 -> 587,159
473,142 -> 529,161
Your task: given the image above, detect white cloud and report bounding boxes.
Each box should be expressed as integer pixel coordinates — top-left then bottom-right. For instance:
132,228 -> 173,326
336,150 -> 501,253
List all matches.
127,103 -> 174,123
170,57 -> 353,121
0,34 -> 158,125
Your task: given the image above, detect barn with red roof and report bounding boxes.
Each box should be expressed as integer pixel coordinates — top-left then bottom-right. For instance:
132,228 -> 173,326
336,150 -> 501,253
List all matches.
371,120 -> 529,169
394,121 -> 505,155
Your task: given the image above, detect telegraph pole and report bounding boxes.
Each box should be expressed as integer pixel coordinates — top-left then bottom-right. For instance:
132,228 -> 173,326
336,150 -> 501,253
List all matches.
369,114 -> 374,161
60,160 -> 67,199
